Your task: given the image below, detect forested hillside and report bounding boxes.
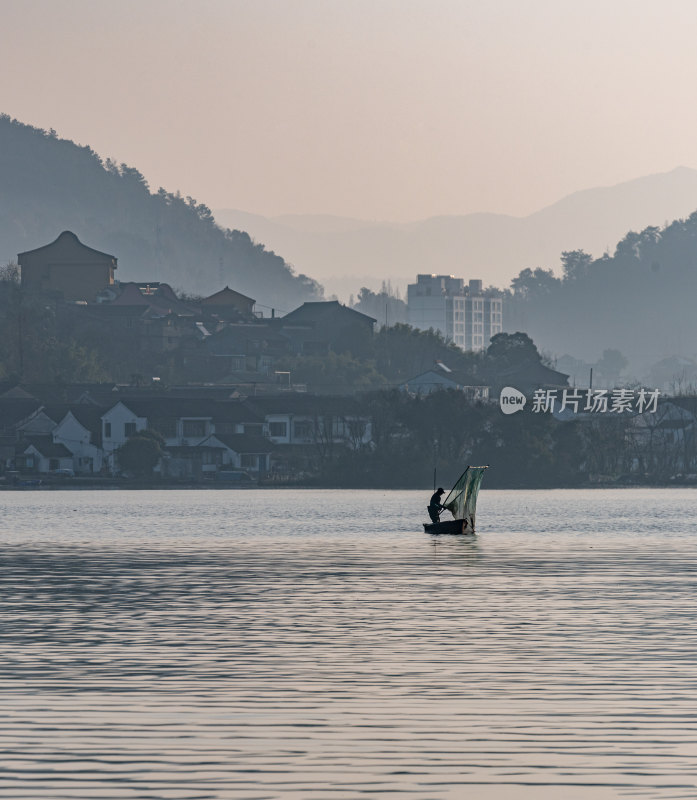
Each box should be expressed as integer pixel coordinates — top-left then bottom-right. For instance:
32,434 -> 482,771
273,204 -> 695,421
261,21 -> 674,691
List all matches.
0,115 -> 321,309
506,216 -> 697,377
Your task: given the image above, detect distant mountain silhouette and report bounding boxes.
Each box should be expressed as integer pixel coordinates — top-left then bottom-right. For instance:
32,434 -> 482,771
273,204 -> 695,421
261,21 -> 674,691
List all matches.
215,167 -> 697,298
0,115 -> 321,309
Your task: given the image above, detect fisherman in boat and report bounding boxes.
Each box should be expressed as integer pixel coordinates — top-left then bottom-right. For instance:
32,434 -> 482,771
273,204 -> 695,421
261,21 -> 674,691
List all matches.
427,488 -> 446,523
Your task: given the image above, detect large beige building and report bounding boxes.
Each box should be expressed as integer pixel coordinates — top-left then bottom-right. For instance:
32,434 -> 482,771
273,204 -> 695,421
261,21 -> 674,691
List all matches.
18,231 -> 117,301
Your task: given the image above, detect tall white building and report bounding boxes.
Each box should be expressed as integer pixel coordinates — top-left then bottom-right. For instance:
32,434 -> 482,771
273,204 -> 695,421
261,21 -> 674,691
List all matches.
407,275 -> 503,351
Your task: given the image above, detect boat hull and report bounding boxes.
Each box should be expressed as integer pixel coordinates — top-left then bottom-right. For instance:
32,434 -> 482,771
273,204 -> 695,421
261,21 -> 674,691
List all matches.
423,518 -> 472,535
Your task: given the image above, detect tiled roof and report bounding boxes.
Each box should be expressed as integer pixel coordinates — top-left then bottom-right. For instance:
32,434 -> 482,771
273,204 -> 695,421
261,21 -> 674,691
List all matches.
201,286 -> 256,305
17,231 -> 117,262
109,397 -> 265,424
281,300 -> 376,325
22,437 -> 73,458
60,406 -> 107,444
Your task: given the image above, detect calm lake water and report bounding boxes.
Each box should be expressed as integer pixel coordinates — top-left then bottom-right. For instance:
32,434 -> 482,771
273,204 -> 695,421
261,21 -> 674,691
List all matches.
1,488 -> 697,799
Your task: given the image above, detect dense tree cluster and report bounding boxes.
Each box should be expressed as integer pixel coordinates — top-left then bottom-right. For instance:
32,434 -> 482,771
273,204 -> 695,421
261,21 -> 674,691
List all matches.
309,388 -> 584,489
506,216 -> 697,375
349,282 -> 407,327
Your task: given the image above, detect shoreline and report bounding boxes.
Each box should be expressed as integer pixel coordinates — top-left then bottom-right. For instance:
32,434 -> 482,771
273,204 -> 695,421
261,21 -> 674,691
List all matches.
2,480 -> 696,491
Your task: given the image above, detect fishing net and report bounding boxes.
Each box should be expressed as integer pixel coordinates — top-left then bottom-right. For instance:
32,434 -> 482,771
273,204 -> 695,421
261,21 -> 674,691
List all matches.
442,466 -> 488,530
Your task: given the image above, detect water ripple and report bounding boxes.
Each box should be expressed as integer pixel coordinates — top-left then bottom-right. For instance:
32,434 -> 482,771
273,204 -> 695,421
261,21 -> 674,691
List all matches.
1,488 -> 696,798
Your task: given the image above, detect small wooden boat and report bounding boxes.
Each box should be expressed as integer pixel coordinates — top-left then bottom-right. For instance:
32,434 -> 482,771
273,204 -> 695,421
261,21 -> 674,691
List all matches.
423,518 -> 471,535
423,465 -> 488,535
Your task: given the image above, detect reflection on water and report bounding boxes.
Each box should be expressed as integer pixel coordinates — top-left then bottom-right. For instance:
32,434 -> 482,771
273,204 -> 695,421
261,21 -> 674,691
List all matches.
1,488 -> 697,798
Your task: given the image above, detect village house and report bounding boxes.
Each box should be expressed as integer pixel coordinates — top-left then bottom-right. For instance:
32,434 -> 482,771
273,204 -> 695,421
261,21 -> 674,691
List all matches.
491,360 -> 570,397
197,433 -> 274,474
199,323 -> 289,377
274,301 -> 376,356
198,286 -> 257,321
245,394 -> 372,448
100,397 -> 267,474
51,407 -> 105,473
0,396 -> 44,471
400,363 -> 490,400
19,231 -> 117,302
17,438 -> 73,474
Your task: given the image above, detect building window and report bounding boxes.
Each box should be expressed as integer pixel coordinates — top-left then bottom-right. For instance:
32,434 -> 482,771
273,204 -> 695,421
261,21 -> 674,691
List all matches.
269,421 -> 287,437
124,422 -> 136,437
183,420 -> 206,438
293,421 -> 313,438
104,422 -> 112,438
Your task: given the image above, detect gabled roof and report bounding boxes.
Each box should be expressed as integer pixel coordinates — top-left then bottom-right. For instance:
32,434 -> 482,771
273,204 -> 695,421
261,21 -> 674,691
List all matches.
18,231 -> 117,263
13,382 -> 117,405
39,404 -> 73,425
201,286 -> 256,306
109,282 -> 196,317
0,399 -> 44,431
0,386 -> 37,400
105,397 -> 265,424
110,282 -> 151,306
401,370 -> 463,389
22,437 -> 73,458
281,301 -> 376,326
57,407 -> 107,445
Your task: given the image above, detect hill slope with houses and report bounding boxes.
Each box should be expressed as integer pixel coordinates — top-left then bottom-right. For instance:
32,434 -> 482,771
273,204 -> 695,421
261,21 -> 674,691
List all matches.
0,115 -> 321,310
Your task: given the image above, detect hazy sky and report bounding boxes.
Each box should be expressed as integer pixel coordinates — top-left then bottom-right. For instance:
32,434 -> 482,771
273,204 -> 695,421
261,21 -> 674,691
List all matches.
2,0 -> 697,221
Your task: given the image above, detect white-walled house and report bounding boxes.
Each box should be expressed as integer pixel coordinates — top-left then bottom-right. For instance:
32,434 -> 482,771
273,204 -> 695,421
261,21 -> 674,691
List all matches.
199,433 -> 273,473
101,401 -> 149,471
19,438 -> 73,473
246,395 -> 372,449
52,409 -> 105,473
99,398 -> 268,474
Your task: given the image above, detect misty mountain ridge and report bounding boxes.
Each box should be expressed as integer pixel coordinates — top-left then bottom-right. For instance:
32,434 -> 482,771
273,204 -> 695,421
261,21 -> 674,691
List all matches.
215,166 -> 697,298
0,115 -> 321,310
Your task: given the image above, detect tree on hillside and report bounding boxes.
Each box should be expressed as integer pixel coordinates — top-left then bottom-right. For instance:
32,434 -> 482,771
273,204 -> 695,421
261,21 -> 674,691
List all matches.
503,214 -> 697,374
511,268 -> 560,296
486,332 -> 542,368
0,282 -> 108,383
372,324 -> 482,383
560,250 -> 592,281
351,282 -> 408,327
0,114 -> 323,308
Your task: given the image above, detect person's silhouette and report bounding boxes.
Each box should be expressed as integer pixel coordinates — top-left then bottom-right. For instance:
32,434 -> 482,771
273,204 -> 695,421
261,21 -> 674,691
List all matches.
427,488 -> 445,523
